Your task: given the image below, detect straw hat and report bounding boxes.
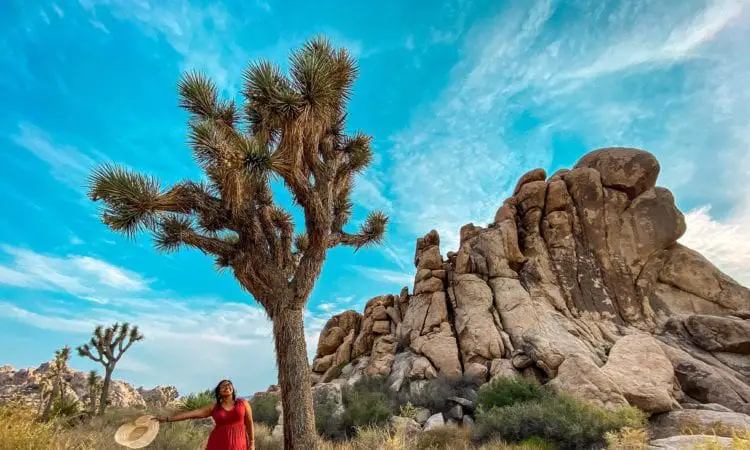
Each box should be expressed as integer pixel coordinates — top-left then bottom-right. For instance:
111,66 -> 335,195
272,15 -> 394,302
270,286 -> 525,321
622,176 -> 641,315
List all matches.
114,414 -> 160,448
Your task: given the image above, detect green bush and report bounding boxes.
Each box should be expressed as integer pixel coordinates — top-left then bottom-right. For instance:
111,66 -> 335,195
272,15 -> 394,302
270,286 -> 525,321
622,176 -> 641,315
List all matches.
473,393 -> 647,450
250,392 -> 279,426
340,376 -> 394,436
51,396 -> 81,419
476,377 -> 549,411
178,390 -> 214,411
315,390 -> 345,440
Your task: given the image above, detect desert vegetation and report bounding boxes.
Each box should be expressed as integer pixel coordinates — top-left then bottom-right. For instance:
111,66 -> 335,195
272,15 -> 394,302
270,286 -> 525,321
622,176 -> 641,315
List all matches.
3,375 -> 749,450
77,322 -> 144,415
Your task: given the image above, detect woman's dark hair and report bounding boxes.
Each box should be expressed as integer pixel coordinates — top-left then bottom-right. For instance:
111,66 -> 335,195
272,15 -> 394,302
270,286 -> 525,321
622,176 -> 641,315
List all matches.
214,379 -> 237,404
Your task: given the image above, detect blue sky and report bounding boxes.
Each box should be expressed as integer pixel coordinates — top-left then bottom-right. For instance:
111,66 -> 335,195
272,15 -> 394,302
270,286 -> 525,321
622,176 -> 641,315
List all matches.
1,0 -> 749,396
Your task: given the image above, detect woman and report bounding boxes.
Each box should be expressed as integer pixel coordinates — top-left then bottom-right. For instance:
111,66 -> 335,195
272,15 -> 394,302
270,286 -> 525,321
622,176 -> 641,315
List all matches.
155,379 -> 255,450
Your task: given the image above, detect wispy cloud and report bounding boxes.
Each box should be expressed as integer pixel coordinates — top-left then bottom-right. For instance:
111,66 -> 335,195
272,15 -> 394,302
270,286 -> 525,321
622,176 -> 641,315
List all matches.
379,0 -> 750,258
78,0 -> 246,90
680,149 -> 750,286
11,123 -> 95,192
562,0 -> 747,82
0,245 -> 149,296
351,265 -> 412,288
681,205 -> 750,286
52,4 -> 64,18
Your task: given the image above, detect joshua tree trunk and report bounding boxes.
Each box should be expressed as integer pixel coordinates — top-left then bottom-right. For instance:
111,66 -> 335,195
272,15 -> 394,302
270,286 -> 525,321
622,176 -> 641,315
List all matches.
273,306 -> 316,449
99,367 -> 113,415
40,386 -> 54,421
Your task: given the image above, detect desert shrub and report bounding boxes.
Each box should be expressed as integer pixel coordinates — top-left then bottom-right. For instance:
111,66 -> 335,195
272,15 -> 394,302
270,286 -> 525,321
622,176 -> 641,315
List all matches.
349,425 -> 405,450
605,426 -> 648,449
340,376 -> 394,436
473,392 -> 647,450
685,434 -> 750,450
406,373 -> 482,414
476,377 -> 549,411
516,436 -> 556,450
53,406 -> 213,449
680,418 -> 750,438
250,392 -> 279,426
315,390 -> 346,440
415,424 -> 471,450
0,402 -> 57,450
178,389 -> 214,411
398,401 -> 419,420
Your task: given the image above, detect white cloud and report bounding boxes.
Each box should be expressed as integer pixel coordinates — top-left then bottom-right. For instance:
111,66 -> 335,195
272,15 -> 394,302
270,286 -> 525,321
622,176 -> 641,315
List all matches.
680,149 -> 750,287
0,246 -> 149,295
564,0 -> 747,81
11,123 -> 95,192
52,4 -> 64,17
78,0 -> 245,90
681,205 -> 750,286
89,19 -> 110,34
351,265 -> 412,288
352,170 -> 393,212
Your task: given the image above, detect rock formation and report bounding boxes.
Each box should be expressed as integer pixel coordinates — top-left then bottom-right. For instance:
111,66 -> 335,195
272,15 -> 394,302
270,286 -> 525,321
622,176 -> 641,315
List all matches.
311,147 -> 750,420
0,362 -> 178,410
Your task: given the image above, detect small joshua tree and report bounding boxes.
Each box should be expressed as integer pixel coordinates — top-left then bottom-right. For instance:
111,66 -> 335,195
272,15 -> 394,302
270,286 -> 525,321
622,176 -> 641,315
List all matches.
86,370 -> 101,413
87,36 -> 388,448
37,374 -> 52,419
77,322 -> 144,414
41,346 -> 71,421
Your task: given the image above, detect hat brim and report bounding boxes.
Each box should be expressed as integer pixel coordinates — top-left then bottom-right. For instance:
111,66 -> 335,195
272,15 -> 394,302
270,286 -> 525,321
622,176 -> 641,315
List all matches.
115,415 -> 160,449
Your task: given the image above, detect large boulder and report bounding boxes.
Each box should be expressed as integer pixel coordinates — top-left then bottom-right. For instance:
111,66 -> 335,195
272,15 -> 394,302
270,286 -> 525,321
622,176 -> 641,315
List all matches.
600,334 -> 678,413
307,146 -> 750,422
574,147 -> 659,199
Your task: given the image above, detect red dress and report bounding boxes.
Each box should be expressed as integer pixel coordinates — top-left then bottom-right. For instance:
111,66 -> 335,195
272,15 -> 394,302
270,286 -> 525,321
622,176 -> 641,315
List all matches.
206,399 -> 248,450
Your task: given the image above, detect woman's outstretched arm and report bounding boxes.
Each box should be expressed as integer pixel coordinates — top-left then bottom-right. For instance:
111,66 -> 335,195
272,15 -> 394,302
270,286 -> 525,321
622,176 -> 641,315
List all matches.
155,404 -> 213,423
242,399 -> 255,449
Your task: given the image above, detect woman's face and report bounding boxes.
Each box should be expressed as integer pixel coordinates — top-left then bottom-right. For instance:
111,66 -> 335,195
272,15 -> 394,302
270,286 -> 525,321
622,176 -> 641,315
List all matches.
218,381 -> 233,396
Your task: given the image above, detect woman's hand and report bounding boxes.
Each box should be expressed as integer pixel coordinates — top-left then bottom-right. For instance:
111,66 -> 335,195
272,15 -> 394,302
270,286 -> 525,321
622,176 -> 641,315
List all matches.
153,416 -> 169,423
248,440 -> 255,450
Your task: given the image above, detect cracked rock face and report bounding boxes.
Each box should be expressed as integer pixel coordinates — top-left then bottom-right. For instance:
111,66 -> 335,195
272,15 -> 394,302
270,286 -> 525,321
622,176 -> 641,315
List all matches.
311,147 -> 750,416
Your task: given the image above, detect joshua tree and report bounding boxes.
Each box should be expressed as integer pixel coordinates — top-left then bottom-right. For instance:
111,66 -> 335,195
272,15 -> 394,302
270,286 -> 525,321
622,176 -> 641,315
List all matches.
41,346 -> 71,420
77,322 -> 144,414
37,374 -> 52,419
87,36 -> 387,448
86,370 -> 101,413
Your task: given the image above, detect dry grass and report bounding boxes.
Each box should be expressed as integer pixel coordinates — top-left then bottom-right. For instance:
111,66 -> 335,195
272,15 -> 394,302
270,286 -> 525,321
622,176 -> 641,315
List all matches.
605,427 -> 649,450
0,401 -> 649,450
0,402 -> 59,450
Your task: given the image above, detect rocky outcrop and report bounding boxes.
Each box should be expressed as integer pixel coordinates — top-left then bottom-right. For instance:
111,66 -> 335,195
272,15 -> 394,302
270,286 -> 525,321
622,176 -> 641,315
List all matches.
0,362 -> 178,409
311,147 -> 750,422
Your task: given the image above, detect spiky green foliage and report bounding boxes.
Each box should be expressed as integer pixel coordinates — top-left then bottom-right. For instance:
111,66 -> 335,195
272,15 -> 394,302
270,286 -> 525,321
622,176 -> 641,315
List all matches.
76,323 -> 144,415
178,390 -> 214,411
88,34 -> 388,312
41,346 -> 72,422
86,370 -> 101,413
